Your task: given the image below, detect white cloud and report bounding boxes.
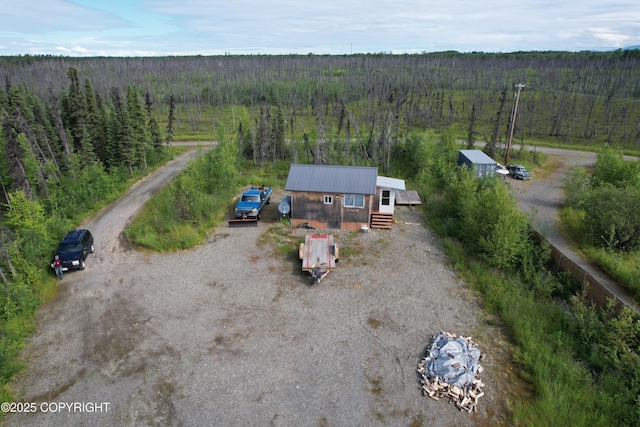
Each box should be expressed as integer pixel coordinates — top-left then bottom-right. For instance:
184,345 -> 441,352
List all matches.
590,28 -> 632,47
0,0 -> 638,56
0,0 -> 132,33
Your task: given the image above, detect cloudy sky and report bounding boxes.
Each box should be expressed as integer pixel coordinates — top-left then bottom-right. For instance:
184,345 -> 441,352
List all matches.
1,0 -> 639,56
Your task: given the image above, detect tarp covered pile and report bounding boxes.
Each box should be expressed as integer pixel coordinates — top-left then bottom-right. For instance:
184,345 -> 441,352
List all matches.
418,331 -> 485,412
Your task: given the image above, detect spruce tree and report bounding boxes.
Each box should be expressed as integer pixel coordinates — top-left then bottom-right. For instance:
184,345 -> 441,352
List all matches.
166,94 -> 175,144
84,78 -> 105,165
62,67 -> 87,153
126,86 -> 150,170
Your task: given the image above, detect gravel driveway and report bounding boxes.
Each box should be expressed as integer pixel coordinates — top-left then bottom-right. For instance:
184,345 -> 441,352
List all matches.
5,148 -> 514,426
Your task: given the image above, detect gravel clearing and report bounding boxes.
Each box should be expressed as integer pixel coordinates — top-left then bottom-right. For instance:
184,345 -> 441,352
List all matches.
6,150 -> 513,426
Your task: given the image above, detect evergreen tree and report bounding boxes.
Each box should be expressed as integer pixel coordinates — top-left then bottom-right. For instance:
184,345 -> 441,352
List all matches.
62,67 -> 87,153
50,94 -> 73,173
84,78 -> 105,165
257,103 -> 270,167
2,119 -> 32,200
144,89 -> 164,160
166,94 -> 175,144
16,133 -> 40,197
0,122 -> 12,205
105,87 -> 127,170
126,86 -> 149,170
271,106 -> 286,161
148,117 -> 163,161
466,103 -> 477,150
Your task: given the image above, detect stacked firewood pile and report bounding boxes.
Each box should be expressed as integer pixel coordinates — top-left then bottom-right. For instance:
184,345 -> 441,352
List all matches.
417,331 -> 485,413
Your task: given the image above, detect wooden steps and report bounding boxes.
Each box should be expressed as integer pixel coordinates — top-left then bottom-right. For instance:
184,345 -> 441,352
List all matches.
370,212 -> 393,229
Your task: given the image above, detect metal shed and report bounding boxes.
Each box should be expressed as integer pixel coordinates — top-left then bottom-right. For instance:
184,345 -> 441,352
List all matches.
458,150 -> 498,178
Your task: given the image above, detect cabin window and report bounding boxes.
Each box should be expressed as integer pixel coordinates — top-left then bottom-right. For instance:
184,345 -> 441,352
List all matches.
324,195 -> 333,205
381,190 -> 390,206
343,193 -> 364,208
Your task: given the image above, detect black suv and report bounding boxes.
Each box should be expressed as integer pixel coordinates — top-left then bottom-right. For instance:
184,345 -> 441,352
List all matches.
51,229 -> 95,271
507,164 -> 531,180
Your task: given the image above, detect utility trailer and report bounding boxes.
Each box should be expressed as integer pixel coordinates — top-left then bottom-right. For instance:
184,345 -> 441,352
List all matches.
299,234 -> 339,284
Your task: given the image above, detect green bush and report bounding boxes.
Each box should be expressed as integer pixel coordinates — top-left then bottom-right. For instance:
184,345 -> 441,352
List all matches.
591,146 -> 640,189
563,166 -> 592,207
582,185 -> 640,251
125,141 -> 238,251
442,168 -> 531,271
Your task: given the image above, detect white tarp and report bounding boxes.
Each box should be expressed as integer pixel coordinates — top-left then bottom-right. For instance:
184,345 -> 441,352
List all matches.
423,332 -> 482,389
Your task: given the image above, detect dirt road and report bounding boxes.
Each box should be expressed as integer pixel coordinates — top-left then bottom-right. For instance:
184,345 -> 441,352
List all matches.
507,146 -> 640,314
6,148 -> 510,426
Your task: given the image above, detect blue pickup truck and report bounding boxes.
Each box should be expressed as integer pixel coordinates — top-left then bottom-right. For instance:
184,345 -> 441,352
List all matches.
234,185 -> 272,220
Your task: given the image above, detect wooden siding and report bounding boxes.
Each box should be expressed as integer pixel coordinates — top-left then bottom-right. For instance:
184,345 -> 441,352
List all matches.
291,191 -> 373,230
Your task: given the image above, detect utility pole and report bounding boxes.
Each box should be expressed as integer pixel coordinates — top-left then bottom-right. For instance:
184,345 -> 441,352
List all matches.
505,83 -> 525,165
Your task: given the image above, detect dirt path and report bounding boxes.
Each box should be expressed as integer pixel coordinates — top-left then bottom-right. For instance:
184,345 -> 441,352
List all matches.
6,148 -> 512,426
507,147 -> 640,314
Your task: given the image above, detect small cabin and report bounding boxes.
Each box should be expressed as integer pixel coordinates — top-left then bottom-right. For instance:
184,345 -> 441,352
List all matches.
285,164 -> 405,231
458,150 -> 497,178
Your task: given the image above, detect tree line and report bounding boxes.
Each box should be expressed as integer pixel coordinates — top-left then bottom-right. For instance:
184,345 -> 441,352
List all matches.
2,51 -> 640,155
0,64 -> 168,277
1,67 -> 165,199
0,66 -> 168,398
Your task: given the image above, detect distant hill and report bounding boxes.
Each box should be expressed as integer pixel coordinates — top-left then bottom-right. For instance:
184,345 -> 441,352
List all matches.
623,45 -> 640,50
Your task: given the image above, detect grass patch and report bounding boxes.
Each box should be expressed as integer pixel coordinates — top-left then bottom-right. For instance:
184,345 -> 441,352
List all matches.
559,206 -> 640,301
336,232 -> 366,262
259,220 -> 300,262
583,247 -> 640,301
558,207 -> 589,248
125,142 -> 239,251
443,238 -> 611,426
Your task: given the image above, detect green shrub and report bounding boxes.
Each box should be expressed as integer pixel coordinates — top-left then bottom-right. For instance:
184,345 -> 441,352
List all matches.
442,169 -> 531,271
563,166 -> 592,207
582,185 -> 640,251
591,146 -> 640,189
125,141 -> 238,251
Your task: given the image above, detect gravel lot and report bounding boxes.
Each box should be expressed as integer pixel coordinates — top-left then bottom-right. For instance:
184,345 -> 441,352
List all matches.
6,149 -> 515,426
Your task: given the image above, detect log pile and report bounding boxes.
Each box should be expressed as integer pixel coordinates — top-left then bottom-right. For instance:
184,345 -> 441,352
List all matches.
417,331 -> 485,413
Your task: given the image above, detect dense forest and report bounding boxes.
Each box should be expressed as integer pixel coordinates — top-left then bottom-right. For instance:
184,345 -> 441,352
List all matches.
3,51 -> 640,160
1,51 -> 640,425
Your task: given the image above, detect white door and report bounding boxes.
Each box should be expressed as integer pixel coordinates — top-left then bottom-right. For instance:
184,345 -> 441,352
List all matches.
378,189 -> 394,214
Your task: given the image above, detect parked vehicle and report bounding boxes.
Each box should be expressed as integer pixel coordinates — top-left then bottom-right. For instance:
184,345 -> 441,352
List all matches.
495,163 -> 510,177
51,229 -> 95,271
507,164 -> 531,180
233,185 -> 272,220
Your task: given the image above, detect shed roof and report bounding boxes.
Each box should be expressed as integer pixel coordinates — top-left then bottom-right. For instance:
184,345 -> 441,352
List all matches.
459,150 -> 497,165
377,176 -> 406,191
285,164 -> 378,194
